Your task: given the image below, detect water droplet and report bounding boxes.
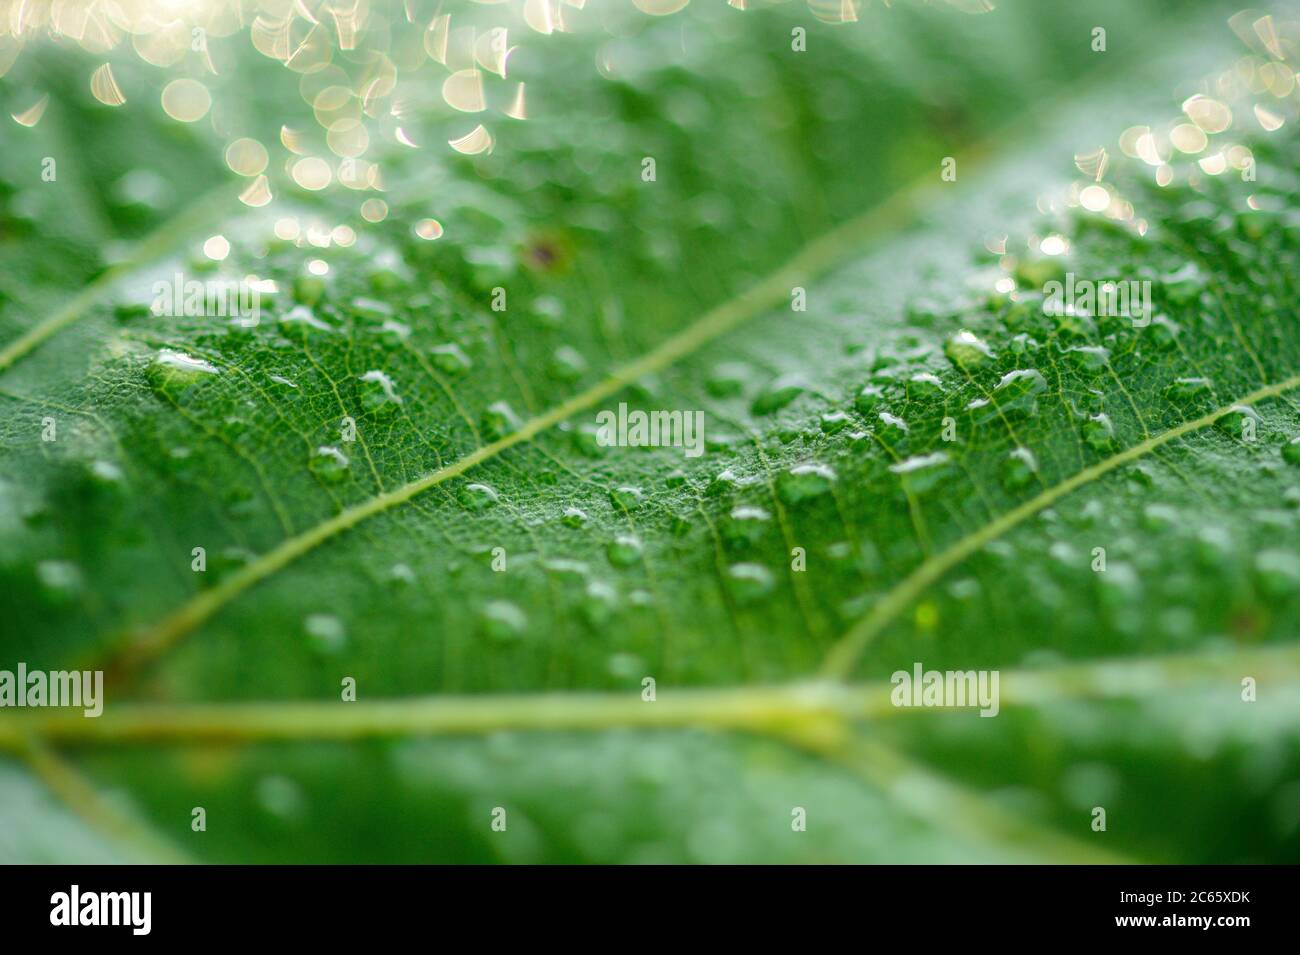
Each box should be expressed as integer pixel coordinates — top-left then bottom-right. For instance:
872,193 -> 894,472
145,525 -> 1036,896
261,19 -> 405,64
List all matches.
723,505 -> 771,547
1283,436 -> 1300,466
1215,405 -> 1260,437
1164,377 -> 1213,403
992,368 -> 1047,416
751,375 -> 805,415
309,446 -> 350,483
821,410 -> 852,434
304,613 -> 347,653
480,600 -> 528,641
550,346 -> 587,381
255,775 -> 306,823
778,463 -> 837,504
609,485 -> 644,510
348,297 -> 395,323
378,320 -> 411,350
1161,262 -> 1206,304
944,329 -> 996,369
89,460 -> 124,486
1002,447 -> 1038,489
706,363 -> 749,397
1065,345 -> 1110,375
561,506 -> 589,528
889,451 -> 951,492
705,469 -> 740,497
36,560 -> 82,604
1255,549 -> 1300,599
281,304 -> 333,333
458,482 -> 499,511
581,580 -> 619,626
431,343 -> 472,375
147,348 -> 219,394
482,401 -> 522,440
607,535 -> 642,567
877,412 -> 909,442
1141,503 -> 1180,531
906,372 -> 945,400
726,562 -> 775,605
854,384 -> 885,415
358,370 -> 402,415
1082,412 -> 1115,450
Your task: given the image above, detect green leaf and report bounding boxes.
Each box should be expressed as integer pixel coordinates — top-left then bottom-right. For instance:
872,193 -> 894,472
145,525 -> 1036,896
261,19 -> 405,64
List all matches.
1,0 -> 1298,863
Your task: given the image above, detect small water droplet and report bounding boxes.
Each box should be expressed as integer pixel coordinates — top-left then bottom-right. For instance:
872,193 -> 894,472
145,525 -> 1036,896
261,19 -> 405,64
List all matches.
724,504 -> 771,547
1065,345 -> 1110,375
550,346 -> 587,381
1082,412 -> 1115,450
304,613 -> 347,653
482,401 -> 522,440
561,506 -> 589,528
889,451 -> 951,492
705,362 -> 749,398
992,368 -> 1047,417
778,463 -> 837,504
480,600 -> 528,641
854,384 -> 885,415
358,370 -> 402,415
877,412 -> 909,442
944,329 -> 995,370
36,560 -> 82,604
309,446 -> 350,483
458,482 -> 500,511
821,410 -> 852,434
430,343 -> 472,375
906,372 -> 945,400
726,562 -> 775,605
348,297 -> 395,323
1164,377 -> 1213,403
1002,447 -> 1038,489
147,348 -> 219,395
607,535 -> 642,567
751,375 -> 805,415
1282,436 -> 1300,466
1255,549 -> 1300,599
705,469 -> 740,497
1215,405 -> 1260,437
609,485 -> 644,510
